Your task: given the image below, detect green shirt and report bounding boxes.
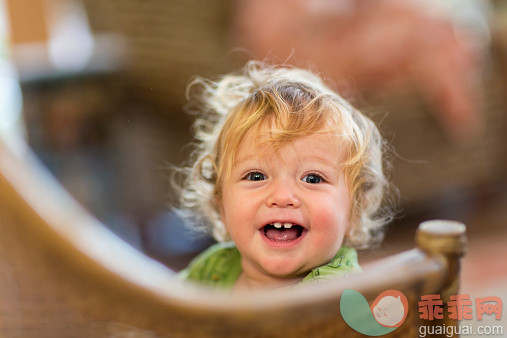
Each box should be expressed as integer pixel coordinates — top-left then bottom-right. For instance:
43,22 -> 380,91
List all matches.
178,242 -> 360,289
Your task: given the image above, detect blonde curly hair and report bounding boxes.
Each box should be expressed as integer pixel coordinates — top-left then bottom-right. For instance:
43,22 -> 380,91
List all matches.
176,61 -> 393,248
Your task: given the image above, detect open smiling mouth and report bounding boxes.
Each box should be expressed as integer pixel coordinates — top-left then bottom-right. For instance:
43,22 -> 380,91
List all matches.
262,222 -> 306,242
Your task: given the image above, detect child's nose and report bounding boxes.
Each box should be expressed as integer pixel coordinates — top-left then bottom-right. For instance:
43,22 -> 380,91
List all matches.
266,179 -> 301,208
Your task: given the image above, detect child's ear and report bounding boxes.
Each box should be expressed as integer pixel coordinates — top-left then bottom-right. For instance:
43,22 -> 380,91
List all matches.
216,198 -> 233,241
344,219 -> 354,244
345,214 -> 353,235
214,195 -> 225,222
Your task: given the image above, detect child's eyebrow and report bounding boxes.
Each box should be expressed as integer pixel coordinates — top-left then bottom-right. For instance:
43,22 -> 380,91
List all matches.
235,153 -> 340,167
304,154 -> 341,168
312,155 -> 338,165
234,153 -> 257,166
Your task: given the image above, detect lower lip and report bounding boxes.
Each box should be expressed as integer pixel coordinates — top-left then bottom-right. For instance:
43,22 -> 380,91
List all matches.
259,228 -> 308,248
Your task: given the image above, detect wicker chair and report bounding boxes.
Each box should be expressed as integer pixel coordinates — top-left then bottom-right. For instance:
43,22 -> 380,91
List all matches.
0,133 -> 466,337
80,0 -> 507,208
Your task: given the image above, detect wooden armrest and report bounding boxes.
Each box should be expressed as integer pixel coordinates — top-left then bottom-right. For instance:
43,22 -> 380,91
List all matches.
0,136 -> 466,337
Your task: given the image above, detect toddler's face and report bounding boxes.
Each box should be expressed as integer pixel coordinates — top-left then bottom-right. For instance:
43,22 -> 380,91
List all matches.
219,126 -> 351,286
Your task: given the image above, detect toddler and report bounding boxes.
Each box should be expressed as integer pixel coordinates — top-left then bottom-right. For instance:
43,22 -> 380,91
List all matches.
177,61 -> 393,292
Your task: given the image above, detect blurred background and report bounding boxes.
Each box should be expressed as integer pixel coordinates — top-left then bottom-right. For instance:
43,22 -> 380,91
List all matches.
0,0 -> 505,309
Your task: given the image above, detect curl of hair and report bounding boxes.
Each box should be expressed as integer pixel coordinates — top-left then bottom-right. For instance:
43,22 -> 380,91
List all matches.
174,61 -> 395,248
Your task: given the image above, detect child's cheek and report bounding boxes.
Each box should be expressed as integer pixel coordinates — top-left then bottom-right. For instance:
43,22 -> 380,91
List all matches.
311,203 -> 347,242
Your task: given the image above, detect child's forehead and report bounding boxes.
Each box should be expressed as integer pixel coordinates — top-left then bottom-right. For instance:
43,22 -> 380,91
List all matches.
234,125 -> 343,164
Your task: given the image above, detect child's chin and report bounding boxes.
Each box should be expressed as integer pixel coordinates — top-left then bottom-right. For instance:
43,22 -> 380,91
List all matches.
260,261 -> 308,279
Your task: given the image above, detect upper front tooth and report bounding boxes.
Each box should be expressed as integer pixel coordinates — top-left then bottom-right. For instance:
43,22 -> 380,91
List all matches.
283,223 -> 292,228
273,222 -> 282,228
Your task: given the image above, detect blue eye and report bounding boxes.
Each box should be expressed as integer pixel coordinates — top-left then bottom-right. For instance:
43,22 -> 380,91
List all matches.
246,172 -> 266,181
302,174 -> 322,184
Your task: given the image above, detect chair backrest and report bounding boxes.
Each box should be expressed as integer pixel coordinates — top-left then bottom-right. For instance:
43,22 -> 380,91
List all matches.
0,136 -> 466,337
